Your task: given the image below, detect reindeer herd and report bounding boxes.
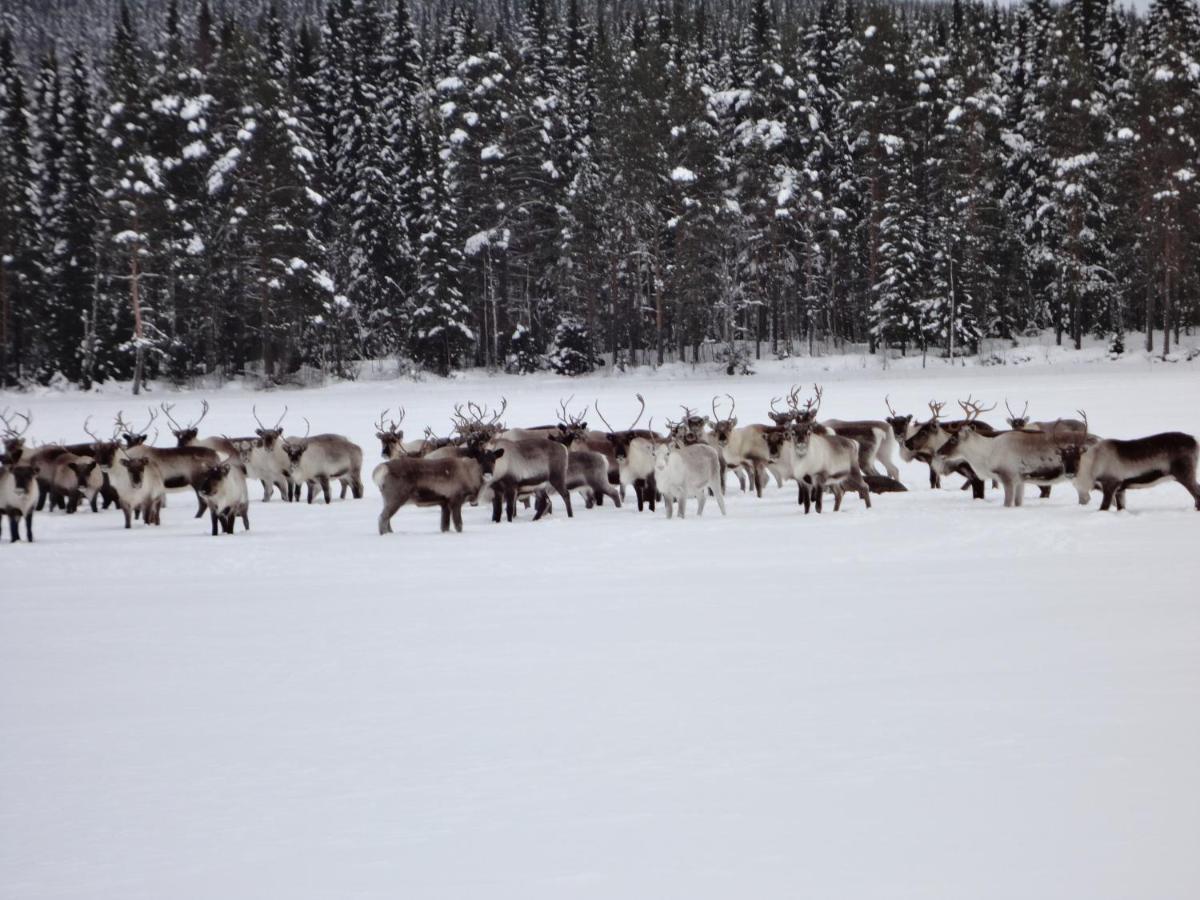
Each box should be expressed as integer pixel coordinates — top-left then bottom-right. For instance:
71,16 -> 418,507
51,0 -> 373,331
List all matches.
1,385 -> 1198,543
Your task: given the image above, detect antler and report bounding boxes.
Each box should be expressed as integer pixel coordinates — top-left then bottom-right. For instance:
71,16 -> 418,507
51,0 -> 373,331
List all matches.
1004,398 -> 1029,422
301,417 -> 311,438
140,407 -> 159,434
957,395 -> 996,423
1077,409 -> 1089,436
0,408 -> 31,437
593,399 -> 615,432
160,401 -> 183,431
884,394 -> 898,417
928,400 -> 947,421
810,384 -> 823,416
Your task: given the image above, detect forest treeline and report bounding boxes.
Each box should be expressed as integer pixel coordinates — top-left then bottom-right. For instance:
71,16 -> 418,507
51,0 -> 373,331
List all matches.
0,0 -> 1198,388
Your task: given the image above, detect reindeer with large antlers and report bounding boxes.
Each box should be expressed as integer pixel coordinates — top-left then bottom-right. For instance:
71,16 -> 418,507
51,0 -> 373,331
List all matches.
1004,399 -> 1089,436
227,405 -> 294,501
703,394 -> 782,498
933,397 -> 1099,507
115,408 -> 219,519
281,418 -> 364,504
903,398 -> 995,496
760,384 -> 872,513
595,394 -> 660,511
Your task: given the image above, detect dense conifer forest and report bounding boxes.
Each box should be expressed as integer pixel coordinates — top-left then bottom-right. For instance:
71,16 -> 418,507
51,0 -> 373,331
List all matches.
1,0 -> 1197,387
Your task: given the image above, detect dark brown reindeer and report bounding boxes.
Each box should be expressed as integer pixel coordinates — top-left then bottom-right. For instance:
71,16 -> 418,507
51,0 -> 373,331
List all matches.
161,400 -> 245,459
375,444 -> 505,534
454,402 -> 573,523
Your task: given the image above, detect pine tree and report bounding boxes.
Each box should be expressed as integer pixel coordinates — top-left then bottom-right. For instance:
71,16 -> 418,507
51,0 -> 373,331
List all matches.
0,29 -> 41,384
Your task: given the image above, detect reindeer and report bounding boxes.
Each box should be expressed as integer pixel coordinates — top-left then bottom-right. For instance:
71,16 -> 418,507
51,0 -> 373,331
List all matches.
281,418 -> 364,504
934,398 -> 1097,507
595,395 -> 659,511
883,395 -> 919,461
105,451 -> 167,527
1065,425 -> 1200,512
1005,399 -> 1089,435
235,405 -> 293,501
374,410 -> 412,465
702,395 -> 751,493
467,409 -> 574,524
705,399 -> 777,498
820,394 -> 902,481
45,453 -> 104,513
763,389 -> 871,514
904,400 -> 993,497
198,462 -> 250,535
117,409 -> 219,517
0,460 -> 38,542
653,420 -> 725,518
374,445 -> 505,534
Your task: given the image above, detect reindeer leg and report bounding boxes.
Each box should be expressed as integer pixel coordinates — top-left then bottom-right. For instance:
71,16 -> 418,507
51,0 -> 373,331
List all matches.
318,475 -> 331,504
1115,488 -> 1127,511
1014,478 -> 1026,507
209,508 -> 219,536
440,501 -> 451,533
122,503 -> 133,530
452,499 -> 465,532
222,510 -> 235,534
240,507 -> 249,531
24,510 -> 33,542
8,512 -> 18,543
553,474 -> 574,518
608,484 -> 622,507
491,486 -> 503,523
192,487 -> 206,518
1038,485 -> 1052,499
696,489 -> 706,516
648,474 -> 657,511
505,486 -> 517,522
832,485 -> 844,512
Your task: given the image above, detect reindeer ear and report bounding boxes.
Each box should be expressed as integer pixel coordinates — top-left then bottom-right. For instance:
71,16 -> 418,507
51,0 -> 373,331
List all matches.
219,463 -> 230,475
492,448 -> 505,459
731,417 -> 738,426
579,422 -> 587,430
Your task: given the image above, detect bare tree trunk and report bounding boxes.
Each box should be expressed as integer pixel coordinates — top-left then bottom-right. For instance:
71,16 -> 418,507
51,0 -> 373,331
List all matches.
130,237 -> 145,396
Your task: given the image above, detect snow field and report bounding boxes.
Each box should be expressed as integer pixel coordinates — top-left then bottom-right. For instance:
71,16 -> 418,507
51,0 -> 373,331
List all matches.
2,359 -> 1199,899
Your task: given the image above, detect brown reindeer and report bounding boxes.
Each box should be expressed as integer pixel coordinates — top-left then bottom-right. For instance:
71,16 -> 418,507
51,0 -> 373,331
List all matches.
375,445 -> 505,533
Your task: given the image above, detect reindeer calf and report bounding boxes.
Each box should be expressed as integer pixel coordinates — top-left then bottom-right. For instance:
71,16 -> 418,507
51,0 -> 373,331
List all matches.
653,442 -> 725,519
199,462 -> 250,535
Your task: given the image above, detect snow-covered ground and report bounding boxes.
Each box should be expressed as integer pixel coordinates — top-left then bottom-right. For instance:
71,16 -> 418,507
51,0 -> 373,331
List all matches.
3,351 -> 1200,899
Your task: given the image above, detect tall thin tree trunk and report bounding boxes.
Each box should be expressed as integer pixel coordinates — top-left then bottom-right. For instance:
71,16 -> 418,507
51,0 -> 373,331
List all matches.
130,238 -> 145,395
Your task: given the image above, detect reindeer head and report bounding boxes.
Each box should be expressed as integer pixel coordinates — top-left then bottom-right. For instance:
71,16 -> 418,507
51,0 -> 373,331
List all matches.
938,396 -> 996,458
375,407 -> 406,459
792,384 -> 823,425
708,395 -> 739,445
551,396 -> 590,446
83,417 -> 121,468
763,427 -> 792,460
161,399 -> 209,447
67,459 -> 99,487
0,408 -> 32,462
790,421 -> 819,458
116,408 -> 157,449
1005,399 -> 1031,430
119,455 -> 152,488
883,395 -> 913,439
1055,410 -> 1090,475
253,405 -> 288,450
905,401 -> 948,453
6,464 -> 38,494
464,444 -> 505,479
281,418 -> 313,469
199,462 -> 235,497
